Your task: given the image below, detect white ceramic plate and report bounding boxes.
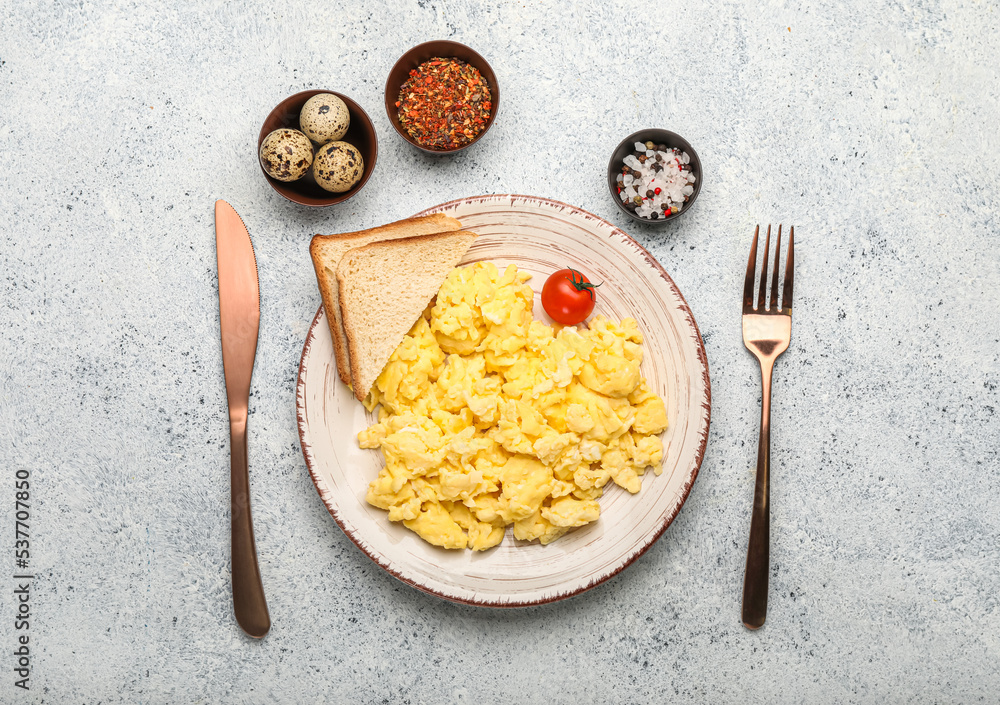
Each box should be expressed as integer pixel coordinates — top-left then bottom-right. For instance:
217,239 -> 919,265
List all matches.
296,195 -> 711,607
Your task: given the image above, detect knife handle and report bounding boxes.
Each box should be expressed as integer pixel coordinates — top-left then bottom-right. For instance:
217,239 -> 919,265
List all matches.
230,415 -> 271,638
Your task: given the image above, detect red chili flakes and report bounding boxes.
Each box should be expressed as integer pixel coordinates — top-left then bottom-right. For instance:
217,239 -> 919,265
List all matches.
397,57 -> 492,150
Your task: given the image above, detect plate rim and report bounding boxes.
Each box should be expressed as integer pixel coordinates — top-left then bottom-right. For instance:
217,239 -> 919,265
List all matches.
296,193 -> 712,607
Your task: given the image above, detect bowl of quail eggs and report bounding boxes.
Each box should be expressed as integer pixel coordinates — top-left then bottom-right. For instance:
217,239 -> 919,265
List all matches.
258,90 -> 377,206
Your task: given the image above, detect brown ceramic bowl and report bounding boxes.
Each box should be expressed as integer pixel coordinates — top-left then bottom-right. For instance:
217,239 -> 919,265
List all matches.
384,41 -> 499,155
257,90 -> 377,207
607,129 -> 702,225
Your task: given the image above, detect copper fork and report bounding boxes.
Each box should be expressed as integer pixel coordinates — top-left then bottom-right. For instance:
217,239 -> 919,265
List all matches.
741,224 -> 794,630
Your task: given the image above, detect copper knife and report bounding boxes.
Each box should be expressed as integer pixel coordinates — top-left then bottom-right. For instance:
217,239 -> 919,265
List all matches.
215,199 -> 270,638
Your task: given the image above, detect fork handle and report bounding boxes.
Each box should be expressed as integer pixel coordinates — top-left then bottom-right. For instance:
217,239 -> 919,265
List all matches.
742,359 -> 773,630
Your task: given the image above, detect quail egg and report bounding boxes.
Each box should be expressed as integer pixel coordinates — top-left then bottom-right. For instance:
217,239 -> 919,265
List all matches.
312,141 -> 364,193
259,128 -> 314,182
299,93 -> 350,144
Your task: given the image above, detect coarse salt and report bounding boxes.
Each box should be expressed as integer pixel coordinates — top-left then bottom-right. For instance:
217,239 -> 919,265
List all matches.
615,144 -> 696,220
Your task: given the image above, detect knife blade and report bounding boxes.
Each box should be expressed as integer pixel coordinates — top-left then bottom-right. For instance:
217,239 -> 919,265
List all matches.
215,199 -> 270,638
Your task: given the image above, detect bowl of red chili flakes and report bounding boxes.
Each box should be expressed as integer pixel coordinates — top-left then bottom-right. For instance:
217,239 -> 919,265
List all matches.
385,40 -> 499,155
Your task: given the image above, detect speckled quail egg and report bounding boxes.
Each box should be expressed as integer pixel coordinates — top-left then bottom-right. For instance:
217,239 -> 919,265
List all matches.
259,128 -> 314,182
312,141 -> 364,193
299,93 -> 350,144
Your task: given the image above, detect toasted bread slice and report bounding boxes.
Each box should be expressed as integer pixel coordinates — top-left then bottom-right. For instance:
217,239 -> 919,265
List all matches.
309,213 -> 462,386
338,230 -> 477,401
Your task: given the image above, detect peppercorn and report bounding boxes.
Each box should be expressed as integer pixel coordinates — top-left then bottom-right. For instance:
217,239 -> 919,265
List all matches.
650,211 -> 659,219
638,155 -> 647,163
633,196 -> 642,205
645,140 -> 655,149
657,143 -> 667,151
645,190 -> 654,198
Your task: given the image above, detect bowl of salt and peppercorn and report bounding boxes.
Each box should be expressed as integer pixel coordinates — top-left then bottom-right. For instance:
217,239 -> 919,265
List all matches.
607,129 -> 702,224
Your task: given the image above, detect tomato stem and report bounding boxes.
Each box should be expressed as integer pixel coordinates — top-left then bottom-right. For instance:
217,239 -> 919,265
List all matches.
566,267 -> 602,300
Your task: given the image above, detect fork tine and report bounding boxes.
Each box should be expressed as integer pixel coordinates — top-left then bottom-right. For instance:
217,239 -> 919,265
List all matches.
783,226 -> 794,311
743,225 -> 759,310
769,225 -> 782,311
757,224 -> 771,310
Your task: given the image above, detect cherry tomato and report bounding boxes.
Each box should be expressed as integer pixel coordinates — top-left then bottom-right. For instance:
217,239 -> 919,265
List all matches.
541,267 -> 601,325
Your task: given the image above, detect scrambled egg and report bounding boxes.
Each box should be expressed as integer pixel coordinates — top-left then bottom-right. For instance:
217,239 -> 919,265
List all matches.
359,262 -> 668,551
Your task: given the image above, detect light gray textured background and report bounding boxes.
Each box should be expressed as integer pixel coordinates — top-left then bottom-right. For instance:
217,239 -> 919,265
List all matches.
1,0 -> 998,702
